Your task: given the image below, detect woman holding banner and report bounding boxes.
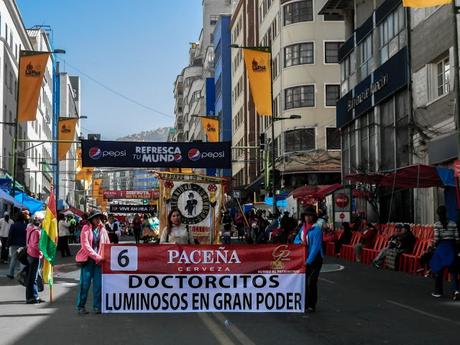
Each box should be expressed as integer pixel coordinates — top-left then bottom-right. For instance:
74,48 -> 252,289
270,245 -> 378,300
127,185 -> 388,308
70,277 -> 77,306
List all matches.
160,209 -> 195,244
75,210 -> 110,314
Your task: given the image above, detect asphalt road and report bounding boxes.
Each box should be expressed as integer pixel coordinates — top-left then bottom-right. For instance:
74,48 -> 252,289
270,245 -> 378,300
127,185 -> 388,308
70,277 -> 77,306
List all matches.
1,241 -> 459,345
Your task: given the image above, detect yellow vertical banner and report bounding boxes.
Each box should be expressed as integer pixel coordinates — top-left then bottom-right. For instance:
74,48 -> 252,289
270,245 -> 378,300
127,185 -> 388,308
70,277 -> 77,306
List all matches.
243,48 -> 272,116
18,51 -> 51,122
58,118 -> 78,161
200,117 -> 220,142
402,0 -> 451,7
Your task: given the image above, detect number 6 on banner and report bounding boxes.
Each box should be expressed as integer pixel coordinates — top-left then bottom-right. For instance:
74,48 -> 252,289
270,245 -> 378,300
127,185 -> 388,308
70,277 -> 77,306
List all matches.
110,246 -> 138,271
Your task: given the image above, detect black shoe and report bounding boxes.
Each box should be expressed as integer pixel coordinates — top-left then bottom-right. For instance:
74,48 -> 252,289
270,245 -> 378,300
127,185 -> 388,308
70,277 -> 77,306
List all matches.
306,307 -> 316,313
6,274 -> 14,279
26,299 -> 39,304
78,308 -> 89,315
94,309 -> 101,314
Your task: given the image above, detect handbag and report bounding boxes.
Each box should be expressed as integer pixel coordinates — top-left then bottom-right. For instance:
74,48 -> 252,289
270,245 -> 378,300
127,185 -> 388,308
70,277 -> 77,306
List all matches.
17,246 -> 28,265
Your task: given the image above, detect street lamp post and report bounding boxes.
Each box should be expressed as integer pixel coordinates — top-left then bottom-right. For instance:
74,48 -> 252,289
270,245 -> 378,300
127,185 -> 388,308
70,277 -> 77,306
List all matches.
230,44 -> 301,214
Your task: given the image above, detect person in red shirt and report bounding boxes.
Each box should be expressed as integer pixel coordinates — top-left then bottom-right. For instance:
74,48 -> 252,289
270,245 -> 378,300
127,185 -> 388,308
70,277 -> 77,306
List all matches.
354,223 -> 378,263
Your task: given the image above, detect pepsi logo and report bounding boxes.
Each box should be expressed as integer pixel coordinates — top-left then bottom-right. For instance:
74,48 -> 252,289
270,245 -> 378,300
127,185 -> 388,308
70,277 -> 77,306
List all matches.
174,153 -> 183,163
89,147 -> 102,160
188,148 -> 201,161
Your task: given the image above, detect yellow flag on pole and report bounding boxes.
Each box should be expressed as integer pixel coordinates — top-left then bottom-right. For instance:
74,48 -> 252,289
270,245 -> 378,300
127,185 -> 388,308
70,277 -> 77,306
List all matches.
58,118 -> 78,161
402,0 -> 451,7
243,48 -> 272,116
18,51 -> 51,122
200,117 -> 220,142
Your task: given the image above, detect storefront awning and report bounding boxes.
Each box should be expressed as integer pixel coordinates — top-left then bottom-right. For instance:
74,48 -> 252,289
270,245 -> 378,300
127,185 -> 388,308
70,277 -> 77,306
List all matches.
289,183 -> 343,200
346,165 -> 455,189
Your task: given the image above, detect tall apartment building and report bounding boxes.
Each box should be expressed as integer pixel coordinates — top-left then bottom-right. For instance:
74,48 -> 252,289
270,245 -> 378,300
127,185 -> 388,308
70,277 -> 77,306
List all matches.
322,0 -> 411,221
172,0 -> 232,146
231,0 -> 343,196
409,5 -> 458,223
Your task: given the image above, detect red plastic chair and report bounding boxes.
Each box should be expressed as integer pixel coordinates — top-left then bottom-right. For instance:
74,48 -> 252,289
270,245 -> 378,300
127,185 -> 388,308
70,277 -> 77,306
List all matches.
361,235 -> 387,264
399,239 -> 431,273
339,232 -> 362,261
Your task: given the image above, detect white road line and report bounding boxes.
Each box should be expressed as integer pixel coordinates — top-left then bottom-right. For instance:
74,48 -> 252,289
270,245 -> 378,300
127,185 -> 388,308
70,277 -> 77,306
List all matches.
213,313 -> 257,345
319,277 -> 336,284
386,300 -> 460,326
198,313 -> 237,345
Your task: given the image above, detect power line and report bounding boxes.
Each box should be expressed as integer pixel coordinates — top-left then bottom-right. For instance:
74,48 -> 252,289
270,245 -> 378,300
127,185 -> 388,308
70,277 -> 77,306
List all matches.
59,58 -> 175,120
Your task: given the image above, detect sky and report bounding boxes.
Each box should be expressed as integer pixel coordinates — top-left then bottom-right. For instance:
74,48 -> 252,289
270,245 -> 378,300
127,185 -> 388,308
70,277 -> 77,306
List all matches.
17,0 -> 203,140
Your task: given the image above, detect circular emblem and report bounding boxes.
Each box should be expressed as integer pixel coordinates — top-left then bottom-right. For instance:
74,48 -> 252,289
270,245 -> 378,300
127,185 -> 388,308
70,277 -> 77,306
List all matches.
335,193 -> 349,208
89,147 -> 102,160
170,183 -> 210,225
188,148 -> 201,161
174,153 -> 183,163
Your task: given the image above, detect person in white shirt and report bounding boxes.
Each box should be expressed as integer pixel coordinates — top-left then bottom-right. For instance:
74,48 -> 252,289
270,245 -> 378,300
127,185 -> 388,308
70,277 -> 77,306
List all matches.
160,209 -> 195,244
0,212 -> 14,263
58,213 -> 72,257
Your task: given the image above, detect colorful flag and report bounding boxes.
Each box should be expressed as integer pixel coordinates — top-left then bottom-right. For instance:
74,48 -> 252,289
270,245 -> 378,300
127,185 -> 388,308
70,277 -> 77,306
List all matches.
200,117 -> 220,142
403,0 -> 451,6
58,118 -> 78,161
18,51 -> 51,122
39,187 -> 58,285
243,48 -> 272,116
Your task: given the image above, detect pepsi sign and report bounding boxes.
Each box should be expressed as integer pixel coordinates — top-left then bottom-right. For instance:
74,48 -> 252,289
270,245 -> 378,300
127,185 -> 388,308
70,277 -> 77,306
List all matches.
81,140 -> 231,169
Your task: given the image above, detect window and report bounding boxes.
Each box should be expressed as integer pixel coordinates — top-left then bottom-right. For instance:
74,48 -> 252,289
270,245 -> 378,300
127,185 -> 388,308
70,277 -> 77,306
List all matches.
326,128 -> 341,150
285,128 -> 315,152
272,55 -> 279,80
325,85 -> 340,106
284,42 -> 314,67
285,85 -> 315,109
284,0 -> 313,25
325,42 -> 342,63
433,56 -> 450,99
359,35 -> 373,80
379,5 -> 405,64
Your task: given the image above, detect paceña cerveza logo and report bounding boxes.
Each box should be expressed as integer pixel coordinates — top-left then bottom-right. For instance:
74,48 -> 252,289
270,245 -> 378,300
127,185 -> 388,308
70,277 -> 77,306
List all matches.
89,147 -> 126,160
187,148 -> 226,162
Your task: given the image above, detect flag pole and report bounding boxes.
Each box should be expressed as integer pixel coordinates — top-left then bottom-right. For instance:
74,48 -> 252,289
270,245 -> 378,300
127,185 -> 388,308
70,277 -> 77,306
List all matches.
49,266 -> 53,303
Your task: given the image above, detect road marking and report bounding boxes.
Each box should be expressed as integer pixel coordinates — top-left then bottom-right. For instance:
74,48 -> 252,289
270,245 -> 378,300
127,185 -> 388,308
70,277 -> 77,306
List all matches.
319,277 -> 336,284
198,313 -> 236,345
386,300 -> 460,326
213,313 -> 256,345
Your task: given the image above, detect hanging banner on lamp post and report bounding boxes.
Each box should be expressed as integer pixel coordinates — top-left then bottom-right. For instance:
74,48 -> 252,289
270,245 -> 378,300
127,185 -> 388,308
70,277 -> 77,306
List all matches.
58,118 -> 78,161
81,140 -> 232,169
18,51 -> 51,122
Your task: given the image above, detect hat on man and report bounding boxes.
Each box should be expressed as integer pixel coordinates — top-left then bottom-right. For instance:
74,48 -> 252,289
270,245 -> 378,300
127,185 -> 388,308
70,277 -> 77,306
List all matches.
303,206 -> 317,216
87,210 -> 103,221
3,212 -> 9,216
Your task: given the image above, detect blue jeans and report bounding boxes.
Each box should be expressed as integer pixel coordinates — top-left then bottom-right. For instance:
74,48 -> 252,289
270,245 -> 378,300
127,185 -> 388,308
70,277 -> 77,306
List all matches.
8,245 -> 25,277
76,259 -> 102,311
26,256 -> 40,302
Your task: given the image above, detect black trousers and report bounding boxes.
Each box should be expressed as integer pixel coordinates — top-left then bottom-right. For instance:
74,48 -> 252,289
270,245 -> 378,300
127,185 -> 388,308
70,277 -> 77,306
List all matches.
305,255 -> 323,310
134,229 -> 141,244
59,236 -> 71,257
1,237 -> 8,262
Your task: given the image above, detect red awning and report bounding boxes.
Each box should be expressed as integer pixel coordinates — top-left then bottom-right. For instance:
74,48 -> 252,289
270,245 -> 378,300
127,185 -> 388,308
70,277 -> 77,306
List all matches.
63,207 -> 85,217
379,165 -> 444,189
290,183 -> 343,200
346,165 -> 446,189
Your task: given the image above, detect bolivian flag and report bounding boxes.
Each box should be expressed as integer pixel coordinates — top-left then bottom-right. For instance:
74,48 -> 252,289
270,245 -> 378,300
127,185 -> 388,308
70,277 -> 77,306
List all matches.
39,188 -> 58,285
403,0 -> 451,7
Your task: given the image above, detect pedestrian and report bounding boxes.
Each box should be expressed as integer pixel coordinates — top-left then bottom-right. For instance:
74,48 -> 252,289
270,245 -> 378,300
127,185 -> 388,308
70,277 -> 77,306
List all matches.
354,223 -> 378,263
75,210 -> 110,314
6,212 -> 28,279
293,207 -> 318,244
132,214 -> 142,244
25,213 -> 44,304
0,211 -> 14,263
294,207 -> 323,312
335,222 -> 352,257
160,209 -> 195,244
429,206 -> 460,300
58,213 -> 72,257
221,223 -> 232,244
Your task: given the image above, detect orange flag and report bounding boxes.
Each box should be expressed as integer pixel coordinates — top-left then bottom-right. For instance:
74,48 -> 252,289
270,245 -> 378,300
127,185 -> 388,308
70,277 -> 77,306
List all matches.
243,48 -> 272,116
18,51 -> 51,122
58,118 -> 78,161
200,117 -> 220,142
